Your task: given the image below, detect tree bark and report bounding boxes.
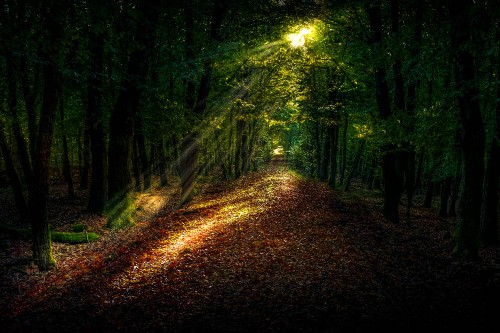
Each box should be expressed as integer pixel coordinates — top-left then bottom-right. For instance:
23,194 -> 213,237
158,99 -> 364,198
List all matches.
29,2 -> 66,270
58,91 -> 75,199
480,72 -> 500,246
328,124 -> 339,188
344,139 -> 365,192
366,0 -> 400,223
439,177 -> 452,218
450,0 -> 485,260
6,53 -> 32,188
179,0 -> 227,203
87,17 -> 106,214
0,121 -> 28,223
319,124 -> 330,181
135,116 -> 150,192
107,0 -> 160,208
339,110 -> 348,185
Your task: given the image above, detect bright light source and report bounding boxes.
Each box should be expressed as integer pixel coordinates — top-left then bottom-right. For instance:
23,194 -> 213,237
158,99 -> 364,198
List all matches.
287,27 -> 311,48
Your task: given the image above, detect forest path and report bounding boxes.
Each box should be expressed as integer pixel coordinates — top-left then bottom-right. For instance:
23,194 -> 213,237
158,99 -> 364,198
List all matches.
2,155 -> 500,332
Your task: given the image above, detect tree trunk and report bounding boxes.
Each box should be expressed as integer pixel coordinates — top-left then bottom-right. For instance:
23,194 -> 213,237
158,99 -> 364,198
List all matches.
87,20 -> 106,214
422,180 -> 435,208
339,110 -> 348,185
180,132 -> 198,204
132,136 -> 141,192
107,0 -> 160,211
29,2 -> 66,270
58,91 -> 75,199
234,118 -> 244,179
6,53 -> 32,188
328,124 -> 339,188
451,0 -> 485,260
448,157 -> 462,217
241,121 -> 249,174
344,139 -> 365,191
79,121 -> 90,189
439,177 -> 452,218
158,139 -> 169,186
179,0 -> 227,202
135,116 -> 150,192
480,81 -> 500,245
414,150 -> 424,192
366,0 -> 400,223
0,122 -> 29,223
19,56 -> 39,160
314,122 -> 321,178
319,124 -> 330,181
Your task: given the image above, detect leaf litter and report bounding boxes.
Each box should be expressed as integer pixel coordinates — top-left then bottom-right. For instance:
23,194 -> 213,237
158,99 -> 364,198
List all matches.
1,160 -> 499,332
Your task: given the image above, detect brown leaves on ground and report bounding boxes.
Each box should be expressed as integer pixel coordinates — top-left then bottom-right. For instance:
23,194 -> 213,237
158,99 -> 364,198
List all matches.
1,161 -> 500,332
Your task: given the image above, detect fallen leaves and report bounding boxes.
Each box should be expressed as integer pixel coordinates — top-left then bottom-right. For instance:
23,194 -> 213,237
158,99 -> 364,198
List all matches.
0,160 -> 499,332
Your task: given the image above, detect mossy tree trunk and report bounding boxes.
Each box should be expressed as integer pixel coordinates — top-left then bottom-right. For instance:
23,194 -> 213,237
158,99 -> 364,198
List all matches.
29,1 -> 67,270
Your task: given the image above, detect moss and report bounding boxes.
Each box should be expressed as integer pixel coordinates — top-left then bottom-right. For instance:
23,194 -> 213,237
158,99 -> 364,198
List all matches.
72,224 -> 87,232
105,194 -> 136,229
51,231 -> 100,244
0,224 -> 100,244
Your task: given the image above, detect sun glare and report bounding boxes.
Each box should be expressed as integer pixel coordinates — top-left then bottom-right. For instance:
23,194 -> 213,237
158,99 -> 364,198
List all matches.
288,27 -> 311,48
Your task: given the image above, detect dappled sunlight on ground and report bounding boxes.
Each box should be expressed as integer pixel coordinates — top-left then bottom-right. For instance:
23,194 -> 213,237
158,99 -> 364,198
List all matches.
107,168 -> 300,291
4,160 -> 499,332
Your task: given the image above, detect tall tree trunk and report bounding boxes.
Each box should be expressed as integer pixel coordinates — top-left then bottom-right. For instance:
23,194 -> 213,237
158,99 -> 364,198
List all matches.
480,77 -> 500,246
58,91 -> 75,199
227,109 -> 234,178
107,0 -> 160,216
6,53 -> 32,188
135,116 -> 150,192
344,139 -> 365,191
179,0 -> 227,204
366,0 -> 400,223
314,122 -> 321,178
414,150 -> 424,192
29,2 -> 66,270
339,110 -> 348,185
18,56 -> 39,159
132,137 -> 141,191
79,114 -> 90,189
184,0 -> 196,110
87,18 -> 106,214
158,139 -> 169,187
328,124 -> 339,188
439,177 -> 452,218
234,118 -> 244,179
451,0 -> 486,260
422,180 -> 435,208
319,124 -> 330,181
0,121 -> 28,223
241,121 -> 249,174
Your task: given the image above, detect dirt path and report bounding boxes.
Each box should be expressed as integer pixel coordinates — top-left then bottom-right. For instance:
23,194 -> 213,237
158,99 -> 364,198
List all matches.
1,159 -> 500,332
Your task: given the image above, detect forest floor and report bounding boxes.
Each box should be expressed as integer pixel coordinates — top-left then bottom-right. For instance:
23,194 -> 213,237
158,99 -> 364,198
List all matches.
1,156 -> 500,332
